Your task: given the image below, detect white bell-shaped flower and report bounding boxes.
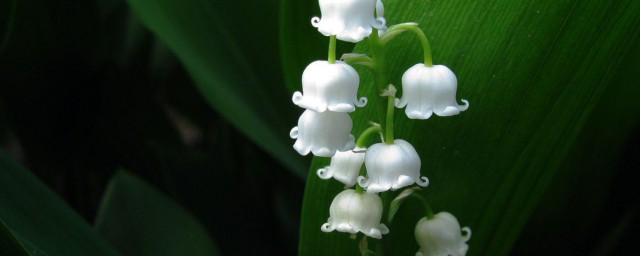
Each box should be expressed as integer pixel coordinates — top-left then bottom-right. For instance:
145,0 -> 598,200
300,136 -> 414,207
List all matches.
358,139 -> 428,193
317,147 -> 365,187
311,0 -> 386,43
395,64 -> 469,119
415,212 -> 471,256
321,189 -> 389,239
290,110 -> 355,157
292,61 -> 367,113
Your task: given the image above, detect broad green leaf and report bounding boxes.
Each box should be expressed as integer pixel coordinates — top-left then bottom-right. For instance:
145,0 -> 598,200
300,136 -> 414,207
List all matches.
512,36 -> 640,254
95,170 -> 220,256
0,149 -> 119,256
0,218 -> 28,256
125,0 -> 305,178
292,0 -> 640,255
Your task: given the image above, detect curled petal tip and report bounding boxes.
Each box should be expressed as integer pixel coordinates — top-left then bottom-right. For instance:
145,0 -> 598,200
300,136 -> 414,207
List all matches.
416,176 -> 429,187
317,167 -> 334,179
311,17 -> 321,27
459,99 -> 470,111
357,176 -> 370,187
289,127 -> 299,139
292,91 -> 303,105
378,224 -> 389,234
355,97 -> 368,107
321,223 -> 334,232
372,17 -> 386,29
461,227 -> 472,241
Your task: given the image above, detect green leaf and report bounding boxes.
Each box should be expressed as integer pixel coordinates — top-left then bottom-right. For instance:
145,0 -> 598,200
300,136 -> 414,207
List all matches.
387,187 -> 422,224
0,149 -> 119,256
124,0 -> 305,178
95,170 -> 220,256
293,0 -> 640,255
0,218 -> 28,256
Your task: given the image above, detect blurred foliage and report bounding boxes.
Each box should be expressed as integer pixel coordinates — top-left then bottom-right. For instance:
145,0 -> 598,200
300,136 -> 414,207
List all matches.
0,0 -> 303,255
0,218 -> 28,256
0,149 -> 119,255
0,0 -> 638,256
95,170 -> 220,256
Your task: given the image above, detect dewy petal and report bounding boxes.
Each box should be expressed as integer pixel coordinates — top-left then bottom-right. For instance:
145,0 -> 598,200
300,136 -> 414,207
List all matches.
293,61 -> 366,113
322,189 -> 388,239
397,64 -> 469,120
311,0 -> 384,43
414,212 -> 471,256
291,110 -> 355,157
363,139 -> 428,193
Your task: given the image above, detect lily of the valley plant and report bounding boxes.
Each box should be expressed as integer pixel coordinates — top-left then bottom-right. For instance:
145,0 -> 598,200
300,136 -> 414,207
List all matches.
290,0 -> 472,254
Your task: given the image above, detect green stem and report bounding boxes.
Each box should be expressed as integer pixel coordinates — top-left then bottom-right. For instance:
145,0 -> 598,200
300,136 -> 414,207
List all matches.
380,23 -> 433,66
369,29 -> 395,144
356,124 -> 382,148
328,35 -> 337,63
411,193 -> 435,219
369,31 -> 387,91
408,26 -> 433,67
385,92 -> 395,144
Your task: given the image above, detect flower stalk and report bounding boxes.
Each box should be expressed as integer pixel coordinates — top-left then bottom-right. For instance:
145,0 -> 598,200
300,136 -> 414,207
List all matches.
328,35 -> 337,63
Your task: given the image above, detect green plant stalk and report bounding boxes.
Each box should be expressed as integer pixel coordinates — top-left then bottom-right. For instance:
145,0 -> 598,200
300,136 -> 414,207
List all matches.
409,26 -> 433,67
381,24 -> 433,66
328,35 -> 337,63
384,92 -> 395,144
356,124 -> 382,147
411,193 -> 435,219
369,29 -> 396,144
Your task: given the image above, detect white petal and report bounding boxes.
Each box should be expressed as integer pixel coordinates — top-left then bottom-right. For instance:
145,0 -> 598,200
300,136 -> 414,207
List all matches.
399,64 -> 469,120
314,0 -> 381,43
364,140 -> 423,192
291,110 -> 355,157
295,61 -> 364,113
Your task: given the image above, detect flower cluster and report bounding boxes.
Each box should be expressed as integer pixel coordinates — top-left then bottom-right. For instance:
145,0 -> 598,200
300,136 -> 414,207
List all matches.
290,0 -> 472,253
